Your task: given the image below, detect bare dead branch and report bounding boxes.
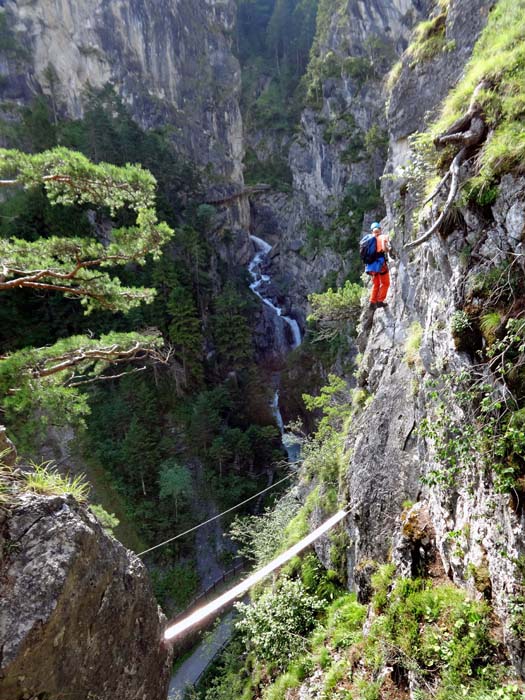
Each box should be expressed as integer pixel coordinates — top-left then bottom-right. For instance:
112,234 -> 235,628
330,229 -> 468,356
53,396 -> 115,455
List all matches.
405,147 -> 467,250
405,81 -> 490,251
66,366 -> 148,388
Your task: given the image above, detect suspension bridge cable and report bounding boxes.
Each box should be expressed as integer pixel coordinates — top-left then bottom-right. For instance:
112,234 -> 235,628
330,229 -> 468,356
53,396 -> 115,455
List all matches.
137,471 -> 297,557
164,507 -> 350,641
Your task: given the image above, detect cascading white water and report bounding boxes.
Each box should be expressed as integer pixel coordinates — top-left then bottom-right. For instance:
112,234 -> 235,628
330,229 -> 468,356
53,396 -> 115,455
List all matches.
248,235 -> 302,462
249,235 -> 302,350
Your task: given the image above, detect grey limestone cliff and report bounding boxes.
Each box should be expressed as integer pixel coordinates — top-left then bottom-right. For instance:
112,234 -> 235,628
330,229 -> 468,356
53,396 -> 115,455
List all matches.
257,0 -> 430,321
0,491 -> 172,699
1,0 -> 244,182
340,0 -> 525,677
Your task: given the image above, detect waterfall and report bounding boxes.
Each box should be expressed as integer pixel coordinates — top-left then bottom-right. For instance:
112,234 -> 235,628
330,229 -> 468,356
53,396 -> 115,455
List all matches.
248,235 -> 302,463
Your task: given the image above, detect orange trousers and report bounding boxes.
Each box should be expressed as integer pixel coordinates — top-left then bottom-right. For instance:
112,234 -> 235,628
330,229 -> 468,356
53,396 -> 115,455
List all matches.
370,269 -> 390,303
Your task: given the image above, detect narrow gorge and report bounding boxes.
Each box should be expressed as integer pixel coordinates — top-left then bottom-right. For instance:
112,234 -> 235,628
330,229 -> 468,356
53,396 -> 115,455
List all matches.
1,0 -> 525,699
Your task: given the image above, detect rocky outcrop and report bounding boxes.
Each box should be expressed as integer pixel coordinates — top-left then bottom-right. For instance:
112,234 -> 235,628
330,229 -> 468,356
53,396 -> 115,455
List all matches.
0,492 -> 172,700
1,0 -> 243,181
260,0 -> 429,318
343,0 -> 525,676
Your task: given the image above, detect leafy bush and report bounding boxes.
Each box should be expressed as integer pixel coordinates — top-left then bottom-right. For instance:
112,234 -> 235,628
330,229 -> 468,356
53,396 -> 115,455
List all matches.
308,281 -> 364,341
368,577 -> 495,690
89,504 -> 120,535
229,490 -> 301,566
235,577 -> 325,670
450,310 -> 471,336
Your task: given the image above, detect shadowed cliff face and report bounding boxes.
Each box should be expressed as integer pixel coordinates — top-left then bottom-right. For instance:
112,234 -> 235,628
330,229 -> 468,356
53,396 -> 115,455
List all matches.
0,493 -> 172,700
2,0 -> 243,181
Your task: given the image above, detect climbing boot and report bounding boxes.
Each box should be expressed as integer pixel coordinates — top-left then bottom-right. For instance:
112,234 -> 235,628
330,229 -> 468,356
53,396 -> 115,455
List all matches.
369,302 -> 377,309
376,301 -> 388,308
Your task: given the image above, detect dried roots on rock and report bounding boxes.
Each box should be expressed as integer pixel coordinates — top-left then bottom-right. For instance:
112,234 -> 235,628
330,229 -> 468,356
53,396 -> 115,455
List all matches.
405,80 -> 491,251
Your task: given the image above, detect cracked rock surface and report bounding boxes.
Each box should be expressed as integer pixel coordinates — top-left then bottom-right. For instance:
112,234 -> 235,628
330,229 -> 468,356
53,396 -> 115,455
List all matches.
0,493 -> 172,700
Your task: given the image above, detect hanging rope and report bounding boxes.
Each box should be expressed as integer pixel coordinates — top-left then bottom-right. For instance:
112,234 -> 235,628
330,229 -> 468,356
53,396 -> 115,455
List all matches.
164,507 -> 350,641
137,471 -> 297,557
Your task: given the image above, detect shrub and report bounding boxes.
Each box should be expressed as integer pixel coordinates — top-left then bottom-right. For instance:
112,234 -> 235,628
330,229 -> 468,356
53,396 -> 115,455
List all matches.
450,310 -> 471,336
90,504 -> 120,535
406,13 -> 447,66
235,577 -> 325,670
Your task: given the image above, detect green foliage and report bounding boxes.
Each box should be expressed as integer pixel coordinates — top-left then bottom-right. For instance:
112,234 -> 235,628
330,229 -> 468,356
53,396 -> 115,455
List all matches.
308,280 -> 364,341
405,12 -> 448,66
432,0 -> 525,187
212,281 -> 254,369
368,578 -> 495,692
200,566 -> 516,700
167,284 -> 204,387
420,357 -> 525,493
243,147 -> 293,191
151,562 -> 199,615
461,176 -> 499,206
450,310 -> 472,336
89,503 -> 120,535
262,668 -> 302,699
370,563 -> 396,613
237,0 -> 319,135
0,331 -> 162,449
404,321 -> 424,367
158,460 -> 192,521
235,577 -> 325,669
303,373 -> 352,439
299,553 -> 343,602
480,311 -> 502,345
467,261 -> 524,305
0,146 -> 173,313
336,181 -> 383,258
24,462 -> 90,502
343,56 -> 375,87
230,490 -> 301,566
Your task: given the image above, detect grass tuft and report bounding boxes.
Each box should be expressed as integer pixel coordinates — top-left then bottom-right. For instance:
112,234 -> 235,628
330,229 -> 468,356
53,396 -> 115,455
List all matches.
24,462 -> 90,502
432,0 -> 525,185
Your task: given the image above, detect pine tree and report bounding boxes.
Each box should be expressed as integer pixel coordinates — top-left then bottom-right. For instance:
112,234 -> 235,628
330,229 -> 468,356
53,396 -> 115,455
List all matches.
0,146 -> 173,448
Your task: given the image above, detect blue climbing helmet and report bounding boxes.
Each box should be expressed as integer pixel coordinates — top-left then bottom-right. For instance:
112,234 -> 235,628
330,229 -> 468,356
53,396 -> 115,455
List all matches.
370,222 -> 381,231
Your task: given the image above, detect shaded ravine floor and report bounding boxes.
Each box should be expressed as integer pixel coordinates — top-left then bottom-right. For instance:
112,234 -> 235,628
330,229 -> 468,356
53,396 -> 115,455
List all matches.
167,612 -> 235,699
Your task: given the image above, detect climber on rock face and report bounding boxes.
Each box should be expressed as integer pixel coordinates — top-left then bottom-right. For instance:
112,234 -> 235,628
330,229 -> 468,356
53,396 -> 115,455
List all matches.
361,222 -> 390,309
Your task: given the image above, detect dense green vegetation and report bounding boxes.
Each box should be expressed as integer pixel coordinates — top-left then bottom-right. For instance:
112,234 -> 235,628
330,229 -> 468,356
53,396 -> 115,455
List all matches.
237,0 -> 318,134
0,92 -> 286,613
196,558 -> 519,699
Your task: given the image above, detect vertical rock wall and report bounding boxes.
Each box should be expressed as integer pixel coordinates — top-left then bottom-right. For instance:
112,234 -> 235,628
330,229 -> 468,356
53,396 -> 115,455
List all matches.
267,0 -> 430,319
2,0 -> 244,182
342,0 -> 525,676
